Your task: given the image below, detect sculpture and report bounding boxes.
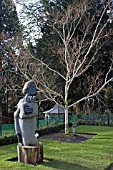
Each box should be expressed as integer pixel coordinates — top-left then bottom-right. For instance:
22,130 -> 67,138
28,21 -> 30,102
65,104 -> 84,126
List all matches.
14,80 -> 38,146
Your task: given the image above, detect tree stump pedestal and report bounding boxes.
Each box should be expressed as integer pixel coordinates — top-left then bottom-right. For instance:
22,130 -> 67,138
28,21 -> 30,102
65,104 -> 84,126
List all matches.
17,144 -> 43,165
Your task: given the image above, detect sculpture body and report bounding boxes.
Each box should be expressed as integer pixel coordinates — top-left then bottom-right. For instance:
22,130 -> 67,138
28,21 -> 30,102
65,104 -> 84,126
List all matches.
14,80 -> 38,146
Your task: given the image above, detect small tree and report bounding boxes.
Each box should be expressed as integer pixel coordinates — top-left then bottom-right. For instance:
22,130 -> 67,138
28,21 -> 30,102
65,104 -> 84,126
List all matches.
16,0 -> 113,134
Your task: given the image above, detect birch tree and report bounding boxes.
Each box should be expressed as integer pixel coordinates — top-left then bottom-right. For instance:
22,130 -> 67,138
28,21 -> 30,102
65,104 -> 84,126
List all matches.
16,0 -> 113,134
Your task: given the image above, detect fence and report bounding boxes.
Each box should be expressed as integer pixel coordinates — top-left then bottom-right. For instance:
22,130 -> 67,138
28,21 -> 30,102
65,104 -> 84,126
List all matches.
0,115 -> 65,137
0,114 -> 113,136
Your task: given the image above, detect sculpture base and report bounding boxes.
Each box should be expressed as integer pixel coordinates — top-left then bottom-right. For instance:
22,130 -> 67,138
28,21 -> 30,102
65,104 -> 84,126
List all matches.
17,144 -> 43,165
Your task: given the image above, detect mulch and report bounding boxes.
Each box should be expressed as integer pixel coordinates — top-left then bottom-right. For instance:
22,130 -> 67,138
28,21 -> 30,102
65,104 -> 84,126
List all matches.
40,132 -> 95,143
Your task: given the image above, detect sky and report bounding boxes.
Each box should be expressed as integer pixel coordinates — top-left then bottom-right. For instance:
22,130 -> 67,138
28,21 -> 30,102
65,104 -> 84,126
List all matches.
13,0 -> 34,17
13,0 -> 42,45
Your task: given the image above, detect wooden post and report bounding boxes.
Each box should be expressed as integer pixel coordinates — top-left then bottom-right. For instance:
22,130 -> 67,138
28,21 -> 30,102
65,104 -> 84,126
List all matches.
17,144 -> 43,165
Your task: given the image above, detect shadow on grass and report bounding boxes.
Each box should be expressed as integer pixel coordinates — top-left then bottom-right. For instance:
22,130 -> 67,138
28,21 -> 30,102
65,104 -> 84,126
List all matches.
105,163 -> 113,170
43,158 -> 95,170
8,157 -> 95,170
7,157 -> 18,162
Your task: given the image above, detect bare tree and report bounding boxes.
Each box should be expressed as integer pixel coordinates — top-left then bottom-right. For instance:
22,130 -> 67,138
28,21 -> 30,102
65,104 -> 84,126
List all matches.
16,0 -> 113,134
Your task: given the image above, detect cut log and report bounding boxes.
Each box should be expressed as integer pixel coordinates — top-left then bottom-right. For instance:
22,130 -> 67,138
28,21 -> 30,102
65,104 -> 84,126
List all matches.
17,144 -> 43,165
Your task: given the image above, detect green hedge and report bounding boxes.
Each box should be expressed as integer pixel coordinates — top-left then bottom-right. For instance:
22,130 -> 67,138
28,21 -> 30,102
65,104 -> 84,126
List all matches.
0,135 -> 17,146
36,123 -> 65,136
0,123 -> 65,146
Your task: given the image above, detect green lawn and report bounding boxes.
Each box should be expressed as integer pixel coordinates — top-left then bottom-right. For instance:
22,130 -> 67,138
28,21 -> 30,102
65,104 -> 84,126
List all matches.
0,125 -> 113,170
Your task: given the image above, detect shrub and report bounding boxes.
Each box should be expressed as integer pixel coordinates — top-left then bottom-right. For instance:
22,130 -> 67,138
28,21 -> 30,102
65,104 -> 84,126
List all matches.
0,135 -> 17,146
37,123 -> 65,136
0,123 -> 65,146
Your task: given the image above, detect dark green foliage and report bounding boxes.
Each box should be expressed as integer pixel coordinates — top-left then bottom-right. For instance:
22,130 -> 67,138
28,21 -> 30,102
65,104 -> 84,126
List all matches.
104,87 -> 113,112
0,0 -> 19,34
37,123 -> 65,136
0,135 -> 17,146
0,0 -> 21,75
0,0 -> 23,122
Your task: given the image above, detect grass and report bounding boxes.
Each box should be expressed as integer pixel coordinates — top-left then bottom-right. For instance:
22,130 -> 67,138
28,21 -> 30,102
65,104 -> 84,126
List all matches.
0,125 -> 113,170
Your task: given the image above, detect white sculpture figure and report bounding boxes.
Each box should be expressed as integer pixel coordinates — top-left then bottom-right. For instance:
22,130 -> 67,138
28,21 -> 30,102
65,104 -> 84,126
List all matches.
14,80 -> 38,146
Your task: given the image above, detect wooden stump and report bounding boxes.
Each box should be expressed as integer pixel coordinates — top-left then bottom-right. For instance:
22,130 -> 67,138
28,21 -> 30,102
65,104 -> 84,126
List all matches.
17,144 -> 43,165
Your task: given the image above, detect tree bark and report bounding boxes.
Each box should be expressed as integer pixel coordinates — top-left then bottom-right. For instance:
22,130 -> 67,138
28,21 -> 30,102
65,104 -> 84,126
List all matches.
17,144 -> 43,165
65,108 -> 69,134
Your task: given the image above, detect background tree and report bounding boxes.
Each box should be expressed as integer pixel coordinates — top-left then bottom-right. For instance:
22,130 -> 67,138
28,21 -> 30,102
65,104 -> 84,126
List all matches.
104,86 -> 113,113
0,0 -> 23,123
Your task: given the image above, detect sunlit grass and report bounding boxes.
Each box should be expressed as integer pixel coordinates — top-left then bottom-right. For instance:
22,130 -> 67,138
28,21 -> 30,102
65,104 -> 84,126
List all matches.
0,125 -> 113,170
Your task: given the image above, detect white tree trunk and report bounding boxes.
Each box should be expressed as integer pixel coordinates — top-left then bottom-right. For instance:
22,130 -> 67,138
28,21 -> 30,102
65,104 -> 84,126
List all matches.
64,75 -> 69,134
65,108 -> 69,134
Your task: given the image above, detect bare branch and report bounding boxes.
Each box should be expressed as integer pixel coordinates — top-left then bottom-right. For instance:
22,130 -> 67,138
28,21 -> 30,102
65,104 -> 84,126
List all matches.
27,50 -> 66,80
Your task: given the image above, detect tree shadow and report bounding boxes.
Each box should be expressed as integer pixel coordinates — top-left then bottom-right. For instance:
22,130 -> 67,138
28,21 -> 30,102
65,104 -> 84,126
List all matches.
105,163 -> 113,170
43,158 -> 95,170
8,157 -> 96,169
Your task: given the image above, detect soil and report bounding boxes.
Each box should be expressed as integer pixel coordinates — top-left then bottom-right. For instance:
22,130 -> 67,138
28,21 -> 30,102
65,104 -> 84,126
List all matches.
40,132 -> 95,143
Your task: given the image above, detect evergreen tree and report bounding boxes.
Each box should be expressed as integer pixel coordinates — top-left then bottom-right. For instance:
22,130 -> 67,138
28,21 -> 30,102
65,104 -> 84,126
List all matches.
0,0 -> 19,34
0,0 -> 22,123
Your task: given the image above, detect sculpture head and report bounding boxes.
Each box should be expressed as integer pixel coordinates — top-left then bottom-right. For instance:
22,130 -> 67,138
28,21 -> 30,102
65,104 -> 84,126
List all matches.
22,80 -> 37,96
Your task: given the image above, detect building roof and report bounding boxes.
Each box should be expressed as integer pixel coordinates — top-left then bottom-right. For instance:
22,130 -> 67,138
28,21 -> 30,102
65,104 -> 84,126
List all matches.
43,104 -> 65,114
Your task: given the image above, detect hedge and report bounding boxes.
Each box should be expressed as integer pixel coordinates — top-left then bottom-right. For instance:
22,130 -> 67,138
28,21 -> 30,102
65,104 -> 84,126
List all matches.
0,123 -> 65,146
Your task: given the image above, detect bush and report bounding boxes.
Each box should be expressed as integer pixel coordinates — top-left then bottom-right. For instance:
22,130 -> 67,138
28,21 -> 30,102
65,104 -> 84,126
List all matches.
37,123 -> 65,136
0,123 -> 65,146
0,135 -> 17,146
